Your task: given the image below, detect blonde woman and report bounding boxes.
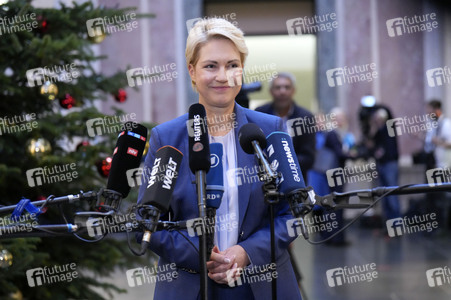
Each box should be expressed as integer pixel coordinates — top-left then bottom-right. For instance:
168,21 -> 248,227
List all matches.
138,18 -> 302,300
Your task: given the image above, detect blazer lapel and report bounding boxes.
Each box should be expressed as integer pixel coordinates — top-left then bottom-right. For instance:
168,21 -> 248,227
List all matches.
234,104 -> 254,233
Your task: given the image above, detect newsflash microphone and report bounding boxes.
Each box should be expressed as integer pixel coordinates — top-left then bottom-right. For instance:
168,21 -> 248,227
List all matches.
102,122 -> 148,211
140,145 -> 183,254
266,131 -> 316,239
206,143 -> 224,259
238,123 -> 276,180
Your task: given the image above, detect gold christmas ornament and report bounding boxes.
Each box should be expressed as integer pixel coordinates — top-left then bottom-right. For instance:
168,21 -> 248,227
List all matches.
40,81 -> 58,100
0,249 -> 13,268
27,138 -> 52,156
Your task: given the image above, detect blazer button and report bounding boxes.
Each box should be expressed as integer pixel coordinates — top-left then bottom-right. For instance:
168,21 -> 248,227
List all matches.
240,231 -> 244,238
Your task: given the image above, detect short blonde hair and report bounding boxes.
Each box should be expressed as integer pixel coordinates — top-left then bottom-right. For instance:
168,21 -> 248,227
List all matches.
185,18 -> 248,90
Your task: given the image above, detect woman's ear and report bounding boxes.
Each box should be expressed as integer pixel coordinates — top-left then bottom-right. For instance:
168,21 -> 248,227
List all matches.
188,64 -> 195,82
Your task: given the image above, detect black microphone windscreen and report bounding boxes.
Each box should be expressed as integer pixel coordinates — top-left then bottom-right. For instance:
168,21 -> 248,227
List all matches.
188,103 -> 210,173
142,145 -> 183,213
238,123 -> 267,154
107,122 -> 148,198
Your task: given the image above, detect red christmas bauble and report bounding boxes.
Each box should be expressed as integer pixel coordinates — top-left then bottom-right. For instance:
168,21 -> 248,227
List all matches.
60,93 -> 76,109
36,15 -> 48,33
113,89 -> 127,103
96,157 -> 112,178
76,141 -> 90,152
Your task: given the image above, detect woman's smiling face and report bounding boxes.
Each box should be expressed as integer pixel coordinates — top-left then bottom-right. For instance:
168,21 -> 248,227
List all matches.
189,38 -> 243,110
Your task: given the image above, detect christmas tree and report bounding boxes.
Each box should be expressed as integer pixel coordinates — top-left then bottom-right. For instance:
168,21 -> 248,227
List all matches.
0,1 -> 154,298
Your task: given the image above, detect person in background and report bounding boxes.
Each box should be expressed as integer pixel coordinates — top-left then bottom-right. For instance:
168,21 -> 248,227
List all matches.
366,108 -> 401,225
308,108 -> 355,246
426,100 -> 451,232
255,72 -> 316,182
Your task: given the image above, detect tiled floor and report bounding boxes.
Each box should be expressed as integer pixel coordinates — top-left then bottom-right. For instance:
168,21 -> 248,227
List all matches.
96,225 -> 451,299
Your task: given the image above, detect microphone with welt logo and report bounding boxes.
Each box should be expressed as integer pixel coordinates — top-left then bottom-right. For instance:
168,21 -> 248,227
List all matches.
139,145 -> 183,254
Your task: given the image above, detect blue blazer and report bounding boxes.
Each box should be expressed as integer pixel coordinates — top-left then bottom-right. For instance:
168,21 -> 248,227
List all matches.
137,103 -> 302,300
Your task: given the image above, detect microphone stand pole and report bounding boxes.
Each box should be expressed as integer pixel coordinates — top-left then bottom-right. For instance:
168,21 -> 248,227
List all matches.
258,168 -> 280,300
195,171 -> 208,300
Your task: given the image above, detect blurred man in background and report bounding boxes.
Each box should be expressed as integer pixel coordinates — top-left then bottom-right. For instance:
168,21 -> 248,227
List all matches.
255,72 -> 316,182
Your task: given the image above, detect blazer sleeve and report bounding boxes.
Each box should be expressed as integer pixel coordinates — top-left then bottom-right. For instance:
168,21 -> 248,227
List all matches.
137,126 -> 201,271
238,117 -> 298,267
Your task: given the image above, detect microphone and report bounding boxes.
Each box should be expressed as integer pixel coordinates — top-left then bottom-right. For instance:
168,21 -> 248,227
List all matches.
187,103 -> 210,297
139,145 -> 183,254
206,143 -> 224,258
188,103 -> 211,173
102,122 -> 148,211
266,131 -> 315,239
238,123 -> 276,180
